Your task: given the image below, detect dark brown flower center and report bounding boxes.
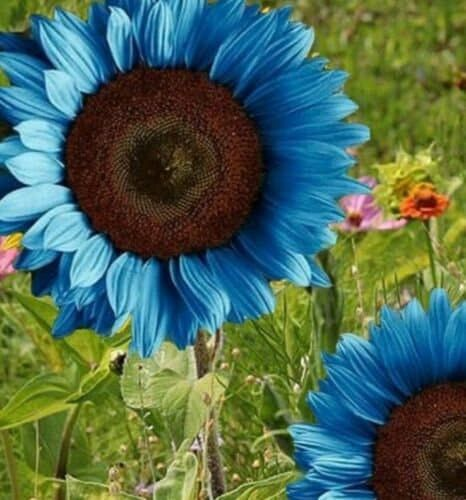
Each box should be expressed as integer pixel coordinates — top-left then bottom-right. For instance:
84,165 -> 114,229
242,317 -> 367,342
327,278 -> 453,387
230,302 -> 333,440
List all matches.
374,383 -> 466,500
347,212 -> 363,227
66,68 -> 263,259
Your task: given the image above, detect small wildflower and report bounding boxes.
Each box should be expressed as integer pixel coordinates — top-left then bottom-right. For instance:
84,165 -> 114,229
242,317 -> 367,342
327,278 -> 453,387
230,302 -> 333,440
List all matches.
252,459 -> 261,469
0,235 -> 21,279
338,177 -> 406,232
232,473 -> 241,483
245,375 -> 256,385
400,182 -> 449,220
232,348 -> 241,358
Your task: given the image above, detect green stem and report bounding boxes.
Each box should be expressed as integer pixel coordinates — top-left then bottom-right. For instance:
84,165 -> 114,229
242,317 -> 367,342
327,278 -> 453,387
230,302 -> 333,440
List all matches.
1,430 -> 20,500
54,404 -> 83,500
423,220 -> 438,288
194,332 -> 226,498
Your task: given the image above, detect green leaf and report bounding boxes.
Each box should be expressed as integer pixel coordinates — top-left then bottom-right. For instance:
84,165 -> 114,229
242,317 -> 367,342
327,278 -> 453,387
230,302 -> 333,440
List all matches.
65,476 -> 140,499
153,452 -> 199,500
121,346 -> 228,446
12,291 -> 57,331
0,373 -> 74,430
217,471 -> 298,500
22,413 -> 106,481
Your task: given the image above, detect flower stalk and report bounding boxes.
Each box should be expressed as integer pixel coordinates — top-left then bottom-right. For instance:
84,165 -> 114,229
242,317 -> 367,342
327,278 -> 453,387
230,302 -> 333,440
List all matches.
1,430 -> 20,500
423,220 -> 439,288
194,331 -> 226,498
55,403 -> 83,500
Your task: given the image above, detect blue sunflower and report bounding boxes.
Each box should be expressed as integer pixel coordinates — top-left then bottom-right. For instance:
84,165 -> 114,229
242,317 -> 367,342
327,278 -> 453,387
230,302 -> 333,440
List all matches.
0,0 -> 368,356
288,288 -> 466,499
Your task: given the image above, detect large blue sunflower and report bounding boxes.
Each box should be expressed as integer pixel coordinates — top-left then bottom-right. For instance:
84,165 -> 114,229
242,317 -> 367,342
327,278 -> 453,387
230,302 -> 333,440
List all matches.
0,0 -> 368,356
288,289 -> 466,499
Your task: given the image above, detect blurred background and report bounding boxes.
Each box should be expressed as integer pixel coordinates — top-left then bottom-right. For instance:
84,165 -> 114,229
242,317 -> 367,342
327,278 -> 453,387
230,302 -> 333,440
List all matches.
0,0 -> 464,498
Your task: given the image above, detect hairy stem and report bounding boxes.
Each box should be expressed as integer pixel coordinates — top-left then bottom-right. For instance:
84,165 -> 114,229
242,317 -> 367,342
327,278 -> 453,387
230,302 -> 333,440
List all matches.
423,220 -> 438,288
1,430 -> 20,500
55,403 -> 83,500
194,331 -> 226,498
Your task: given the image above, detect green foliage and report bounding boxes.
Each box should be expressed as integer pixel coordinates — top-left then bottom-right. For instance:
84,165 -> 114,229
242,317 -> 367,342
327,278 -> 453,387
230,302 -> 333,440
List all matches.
0,374 -> 74,429
65,476 -> 140,499
153,452 -> 198,500
217,471 -> 297,499
122,347 -> 227,448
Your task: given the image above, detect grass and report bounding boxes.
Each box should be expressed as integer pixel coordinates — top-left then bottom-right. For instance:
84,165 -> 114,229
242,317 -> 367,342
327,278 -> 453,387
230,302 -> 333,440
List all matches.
0,0 -> 465,498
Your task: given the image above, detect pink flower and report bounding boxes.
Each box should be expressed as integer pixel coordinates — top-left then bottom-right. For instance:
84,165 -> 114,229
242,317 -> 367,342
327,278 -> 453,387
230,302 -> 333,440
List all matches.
338,176 -> 407,233
0,236 -> 20,279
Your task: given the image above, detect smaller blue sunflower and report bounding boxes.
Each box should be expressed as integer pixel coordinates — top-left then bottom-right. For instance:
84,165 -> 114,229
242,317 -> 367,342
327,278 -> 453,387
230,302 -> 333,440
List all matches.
288,289 -> 466,499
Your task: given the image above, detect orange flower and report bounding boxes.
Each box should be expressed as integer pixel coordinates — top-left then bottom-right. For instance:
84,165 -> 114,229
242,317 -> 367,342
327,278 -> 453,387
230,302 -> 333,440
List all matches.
400,183 -> 449,220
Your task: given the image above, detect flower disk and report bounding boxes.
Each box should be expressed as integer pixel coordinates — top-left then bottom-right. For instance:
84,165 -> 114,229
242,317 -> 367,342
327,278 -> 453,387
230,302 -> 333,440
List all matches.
0,0 -> 369,356
66,68 -> 263,259
375,383 -> 466,499
288,289 -> 466,499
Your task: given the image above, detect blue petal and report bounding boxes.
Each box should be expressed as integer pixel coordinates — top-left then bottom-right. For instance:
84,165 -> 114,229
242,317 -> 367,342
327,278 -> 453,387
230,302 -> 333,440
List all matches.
335,334 -> 402,406
22,203 -> 77,249
52,303 -> 81,338
131,259 -> 168,357
307,259 -> 332,288
401,299 -> 437,386
106,7 -> 137,72
0,33 -> 44,58
206,247 -> 275,323
106,252 -> 143,316
234,20 -> 314,99
83,293 -> 115,336
15,248 -> 58,271
185,0 -> 245,70
0,86 -> 67,125
0,136 -> 29,163
244,66 -> 348,115
325,363 -> 391,424
169,254 -> 230,333
263,192 -> 345,226
310,454 -> 372,488
36,18 -> 106,94
53,8 -> 115,81
88,4 -> 111,34
70,234 -> 116,288
165,0 -> 203,65
372,307 -> 424,397
134,1 -> 174,67
427,288 -> 452,378
43,210 -> 92,252
0,184 -> 71,222
5,152 -> 64,185
14,120 -> 65,153
289,424 -> 369,470
106,0 -> 139,16
245,203 -> 337,255
0,52 -> 49,94
236,231 -> 313,286
319,487 -> 375,499
44,70 -> 83,119
443,303 -> 466,380
210,13 -> 278,86
31,260 -> 59,296
309,391 -> 376,444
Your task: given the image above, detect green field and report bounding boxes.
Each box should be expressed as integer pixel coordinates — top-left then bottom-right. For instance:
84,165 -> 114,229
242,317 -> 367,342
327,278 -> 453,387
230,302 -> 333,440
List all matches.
0,0 -> 465,498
